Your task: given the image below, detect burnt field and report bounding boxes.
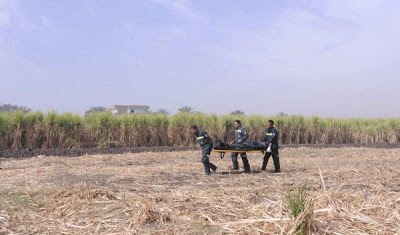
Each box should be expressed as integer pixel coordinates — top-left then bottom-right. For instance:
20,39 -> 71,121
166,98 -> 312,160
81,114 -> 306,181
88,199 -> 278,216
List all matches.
0,147 -> 399,234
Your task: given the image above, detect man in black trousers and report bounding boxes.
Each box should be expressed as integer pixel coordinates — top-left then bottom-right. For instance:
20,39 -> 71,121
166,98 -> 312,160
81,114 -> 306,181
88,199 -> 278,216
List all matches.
229,120 -> 251,172
262,120 -> 281,173
191,125 -> 217,175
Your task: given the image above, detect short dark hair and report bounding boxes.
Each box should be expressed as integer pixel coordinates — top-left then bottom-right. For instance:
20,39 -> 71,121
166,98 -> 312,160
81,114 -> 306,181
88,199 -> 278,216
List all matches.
268,120 -> 274,125
234,120 -> 241,124
190,125 -> 198,130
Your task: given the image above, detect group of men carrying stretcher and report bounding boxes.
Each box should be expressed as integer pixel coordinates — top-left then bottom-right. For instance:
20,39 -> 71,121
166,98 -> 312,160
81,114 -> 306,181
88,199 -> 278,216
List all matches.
191,120 -> 281,175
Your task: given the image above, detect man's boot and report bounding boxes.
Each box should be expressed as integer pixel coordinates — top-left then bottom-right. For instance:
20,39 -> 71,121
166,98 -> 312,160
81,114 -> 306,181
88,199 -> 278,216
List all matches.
242,156 -> 251,172
273,154 -> 280,173
262,153 -> 271,171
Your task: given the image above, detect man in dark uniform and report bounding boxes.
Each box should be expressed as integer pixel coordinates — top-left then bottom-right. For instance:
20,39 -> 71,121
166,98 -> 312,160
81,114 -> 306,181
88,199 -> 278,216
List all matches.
262,120 -> 281,173
191,125 -> 217,175
229,120 -> 251,172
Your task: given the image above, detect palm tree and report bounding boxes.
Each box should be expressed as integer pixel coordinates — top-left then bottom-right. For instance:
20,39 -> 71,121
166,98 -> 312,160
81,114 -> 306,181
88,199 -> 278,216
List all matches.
178,106 -> 193,113
277,112 -> 288,117
85,106 -> 107,115
230,110 -> 245,116
155,109 -> 170,115
0,103 -> 31,113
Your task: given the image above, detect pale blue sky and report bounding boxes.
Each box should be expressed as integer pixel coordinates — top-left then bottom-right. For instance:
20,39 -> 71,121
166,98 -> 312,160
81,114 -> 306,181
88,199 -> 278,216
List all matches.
1,0 -> 399,117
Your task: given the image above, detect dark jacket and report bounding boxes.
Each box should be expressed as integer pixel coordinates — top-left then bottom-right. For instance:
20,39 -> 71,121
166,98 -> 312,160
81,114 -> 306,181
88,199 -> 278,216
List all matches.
196,130 -> 213,148
234,126 -> 248,144
263,127 -> 279,148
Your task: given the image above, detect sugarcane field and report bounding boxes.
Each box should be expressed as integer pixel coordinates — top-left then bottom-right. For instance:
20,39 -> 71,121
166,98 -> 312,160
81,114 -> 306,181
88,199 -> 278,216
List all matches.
2,1 -> 400,234
0,114 -> 399,234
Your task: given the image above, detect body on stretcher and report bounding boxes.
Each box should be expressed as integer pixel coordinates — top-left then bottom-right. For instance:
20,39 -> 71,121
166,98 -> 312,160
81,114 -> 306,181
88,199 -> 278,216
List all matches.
213,141 -> 268,159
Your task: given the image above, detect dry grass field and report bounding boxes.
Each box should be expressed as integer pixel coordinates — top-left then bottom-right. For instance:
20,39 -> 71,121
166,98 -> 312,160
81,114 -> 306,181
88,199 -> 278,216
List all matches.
0,147 -> 399,234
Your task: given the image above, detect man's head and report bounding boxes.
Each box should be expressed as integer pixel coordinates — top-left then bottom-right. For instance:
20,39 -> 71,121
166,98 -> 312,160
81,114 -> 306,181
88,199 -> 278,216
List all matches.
267,120 -> 274,129
190,125 -> 198,134
234,120 -> 241,129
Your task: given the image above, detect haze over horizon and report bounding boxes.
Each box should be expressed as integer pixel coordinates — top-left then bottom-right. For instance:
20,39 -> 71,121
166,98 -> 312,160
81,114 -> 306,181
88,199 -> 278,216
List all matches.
1,0 -> 400,118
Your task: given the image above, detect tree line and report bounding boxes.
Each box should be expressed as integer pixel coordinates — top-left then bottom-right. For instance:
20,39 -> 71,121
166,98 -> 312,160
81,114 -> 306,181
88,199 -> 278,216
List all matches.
1,103 -> 288,117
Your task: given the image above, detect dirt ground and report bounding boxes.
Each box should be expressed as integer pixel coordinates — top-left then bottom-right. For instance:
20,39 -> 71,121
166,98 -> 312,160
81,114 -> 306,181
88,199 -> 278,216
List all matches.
0,148 -> 399,234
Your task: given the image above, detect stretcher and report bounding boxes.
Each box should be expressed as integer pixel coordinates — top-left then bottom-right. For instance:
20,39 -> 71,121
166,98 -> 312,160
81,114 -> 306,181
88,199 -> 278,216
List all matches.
213,141 -> 268,159
214,149 -> 266,158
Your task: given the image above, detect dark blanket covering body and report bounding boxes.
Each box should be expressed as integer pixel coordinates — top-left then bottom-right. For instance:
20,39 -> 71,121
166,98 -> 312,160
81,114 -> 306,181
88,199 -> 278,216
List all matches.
214,140 -> 268,151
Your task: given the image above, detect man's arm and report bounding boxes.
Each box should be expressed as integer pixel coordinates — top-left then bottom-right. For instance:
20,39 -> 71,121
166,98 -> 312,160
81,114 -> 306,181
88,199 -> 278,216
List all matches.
269,128 -> 278,147
239,127 -> 249,142
203,132 -> 211,145
199,131 -> 212,146
197,131 -> 206,146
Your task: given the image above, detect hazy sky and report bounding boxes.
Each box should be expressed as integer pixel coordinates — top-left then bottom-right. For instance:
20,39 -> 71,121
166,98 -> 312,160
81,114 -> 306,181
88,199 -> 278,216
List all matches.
1,0 -> 399,118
